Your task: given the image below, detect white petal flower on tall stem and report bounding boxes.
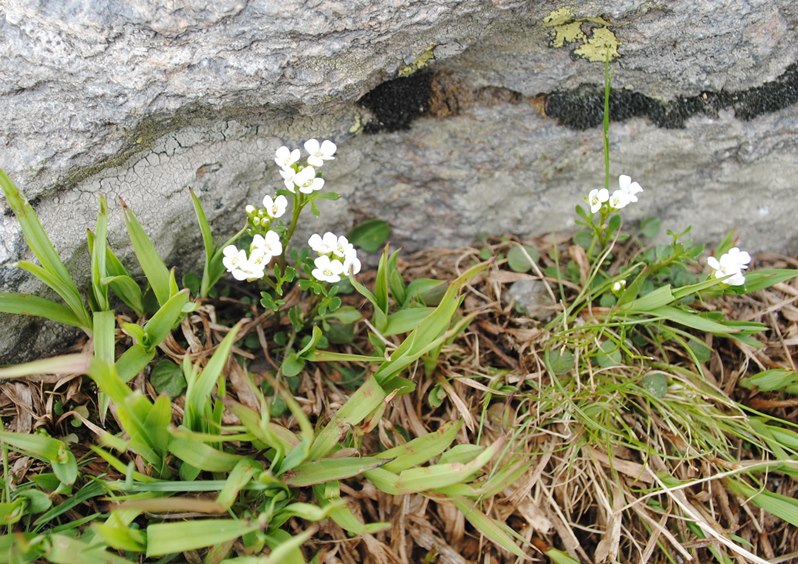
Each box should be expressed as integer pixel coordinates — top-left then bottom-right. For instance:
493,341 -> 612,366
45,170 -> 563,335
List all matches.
275,146 -> 300,170
312,255 -> 345,283
263,195 -> 288,219
223,245 -> 264,281
707,247 -> 751,286
618,175 -> 643,202
588,188 -> 609,213
292,166 -> 324,194
304,139 -> 337,167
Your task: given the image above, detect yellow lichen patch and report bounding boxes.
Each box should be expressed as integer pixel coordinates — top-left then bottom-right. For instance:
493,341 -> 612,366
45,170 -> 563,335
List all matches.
575,27 -> 620,62
543,8 -> 620,62
398,46 -> 436,78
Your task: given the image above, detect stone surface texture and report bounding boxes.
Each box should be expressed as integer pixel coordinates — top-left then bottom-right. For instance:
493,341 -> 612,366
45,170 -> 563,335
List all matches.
0,0 -> 797,360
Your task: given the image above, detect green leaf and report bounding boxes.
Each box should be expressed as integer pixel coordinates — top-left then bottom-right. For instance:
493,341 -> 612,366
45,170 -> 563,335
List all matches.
142,289 -> 190,351
281,351 -> 306,378
645,305 -> 742,334
620,285 -> 675,312
743,269 -> 798,293
739,369 -> 798,394
150,359 -> 187,398
376,420 -> 462,473
283,457 -> 387,487
0,170 -> 91,330
168,436 -> 243,472
45,533 -> 134,564
545,349 -> 574,375
506,245 -> 540,273
0,292 -> 85,329
641,372 -> 668,398
405,278 -> 447,306
727,479 -> 798,527
451,496 -> 526,558
102,275 -> 145,317
184,322 -> 241,432
0,353 -> 89,381
121,200 -> 173,307
383,307 -> 435,337
146,519 -> 260,557
639,216 -> 662,239
348,219 -> 391,253
116,344 -> 155,383
90,196 -> 111,311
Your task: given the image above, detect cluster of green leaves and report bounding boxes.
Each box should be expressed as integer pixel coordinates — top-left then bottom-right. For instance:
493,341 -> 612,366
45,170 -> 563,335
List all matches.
0,172 -> 532,560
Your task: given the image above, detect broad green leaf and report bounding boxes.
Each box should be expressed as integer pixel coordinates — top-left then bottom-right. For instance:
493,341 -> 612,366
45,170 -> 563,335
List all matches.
376,420 -> 462,473
94,310 -> 116,423
383,307 -> 435,337
146,519 -> 259,557
507,245 -> 540,273
348,219 -> 391,253
283,457 -> 386,487
122,200 -> 172,306
168,436 -> 243,472
620,285 -> 674,312
0,292 -> 85,329
150,359 -> 187,398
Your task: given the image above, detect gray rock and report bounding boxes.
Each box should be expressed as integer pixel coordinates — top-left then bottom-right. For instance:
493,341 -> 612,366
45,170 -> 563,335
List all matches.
505,279 -> 556,321
0,0 -> 797,360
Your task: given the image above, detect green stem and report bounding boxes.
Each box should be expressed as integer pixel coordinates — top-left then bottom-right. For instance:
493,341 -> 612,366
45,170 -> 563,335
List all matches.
603,55 -> 612,190
280,192 -> 305,267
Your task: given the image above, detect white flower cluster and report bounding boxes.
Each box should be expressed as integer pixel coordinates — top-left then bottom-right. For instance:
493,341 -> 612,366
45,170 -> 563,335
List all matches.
308,232 -> 361,283
588,175 -> 643,214
246,194 -> 289,229
275,139 -> 337,194
222,231 -> 283,281
707,247 -> 751,286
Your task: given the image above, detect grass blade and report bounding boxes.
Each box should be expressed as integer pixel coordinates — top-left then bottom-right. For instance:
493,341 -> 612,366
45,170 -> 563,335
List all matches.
0,353 -> 89,380
121,198 -> 172,306
142,289 -> 190,350
282,457 -> 387,487
90,196 -> 110,311
0,170 -> 91,329
0,293 -> 85,329
451,496 -> 526,558
145,519 -> 259,557
376,420 -> 462,473
168,436 -> 243,472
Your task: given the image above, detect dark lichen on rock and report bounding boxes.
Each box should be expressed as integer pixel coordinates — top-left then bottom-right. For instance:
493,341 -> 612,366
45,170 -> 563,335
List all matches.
543,62 -> 798,129
358,71 -> 435,133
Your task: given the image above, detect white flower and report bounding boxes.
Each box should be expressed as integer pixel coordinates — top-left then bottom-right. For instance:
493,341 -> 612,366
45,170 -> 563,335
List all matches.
245,204 -> 255,215
251,230 -> 283,260
707,247 -> 751,286
331,235 -> 353,258
618,175 -> 643,202
263,194 -> 288,218
304,139 -> 337,167
342,246 -> 361,275
308,232 -> 339,254
223,245 -> 263,281
312,255 -> 345,283
609,189 -> 633,211
588,188 -> 609,213
275,146 -> 300,170
292,166 -> 324,194
612,279 -> 626,293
